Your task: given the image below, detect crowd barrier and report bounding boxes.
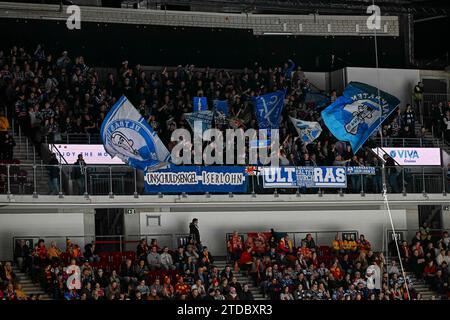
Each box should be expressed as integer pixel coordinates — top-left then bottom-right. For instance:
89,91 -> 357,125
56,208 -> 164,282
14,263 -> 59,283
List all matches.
0,164 -> 449,196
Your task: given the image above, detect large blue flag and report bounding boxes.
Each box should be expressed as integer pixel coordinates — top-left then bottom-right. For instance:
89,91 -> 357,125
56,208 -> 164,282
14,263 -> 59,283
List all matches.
100,95 -> 171,171
252,90 -> 285,129
289,116 -> 322,145
321,82 -> 400,152
213,99 -> 228,125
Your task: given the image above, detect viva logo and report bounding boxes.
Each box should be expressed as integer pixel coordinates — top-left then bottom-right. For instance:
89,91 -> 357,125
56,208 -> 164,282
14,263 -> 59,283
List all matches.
390,150 -> 419,159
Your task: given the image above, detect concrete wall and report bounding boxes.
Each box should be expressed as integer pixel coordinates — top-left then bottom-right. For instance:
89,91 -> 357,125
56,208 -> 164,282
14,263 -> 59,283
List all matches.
0,213 -> 85,261
137,209 -> 407,255
345,67 -> 421,109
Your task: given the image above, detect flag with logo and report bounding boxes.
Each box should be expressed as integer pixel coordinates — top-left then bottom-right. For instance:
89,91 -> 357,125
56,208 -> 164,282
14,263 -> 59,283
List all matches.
252,90 -> 286,130
100,95 -> 171,171
289,116 -> 322,144
213,99 -> 228,125
193,97 -> 207,112
321,82 -> 400,153
185,110 -> 214,138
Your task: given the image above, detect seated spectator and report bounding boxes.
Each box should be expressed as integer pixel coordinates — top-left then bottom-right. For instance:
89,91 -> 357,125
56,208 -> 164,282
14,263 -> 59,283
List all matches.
106,281 -> 120,300
400,240 -> 412,265
47,241 -> 62,262
136,280 -> 150,297
1,262 -> 16,286
423,260 -> 437,284
297,241 -> 312,259
438,231 -> 449,249
136,239 -> 149,260
84,241 -> 100,263
109,270 -> 121,286
15,283 -> 27,300
220,265 -> 233,281
160,246 -> 176,270
146,288 -> 160,300
227,286 -> 240,300
198,246 -> 214,268
410,249 -> 426,279
185,245 -> 199,265
174,276 -> 190,297
240,284 -> 254,300
332,234 -> 344,255
173,246 -> 186,271
147,246 -> 162,270
303,234 -> 316,252
357,234 -> 372,253
149,278 -> 163,296
120,259 -> 137,286
134,259 -> 149,281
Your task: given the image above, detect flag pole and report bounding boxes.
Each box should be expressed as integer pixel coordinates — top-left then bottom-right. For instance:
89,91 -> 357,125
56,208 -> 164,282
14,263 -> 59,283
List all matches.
371,0 -> 411,300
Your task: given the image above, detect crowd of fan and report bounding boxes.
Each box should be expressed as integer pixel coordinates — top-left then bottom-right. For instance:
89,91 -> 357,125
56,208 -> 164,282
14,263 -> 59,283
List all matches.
229,227 -> 449,300
5,236 -> 255,301
0,44 -> 425,165
2,230 -> 449,300
399,223 -> 450,297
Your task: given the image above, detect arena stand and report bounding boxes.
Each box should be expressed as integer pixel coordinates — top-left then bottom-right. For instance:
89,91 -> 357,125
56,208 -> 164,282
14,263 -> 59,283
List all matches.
0,40 -> 449,302
2,227 -> 449,300
1,44 -> 450,196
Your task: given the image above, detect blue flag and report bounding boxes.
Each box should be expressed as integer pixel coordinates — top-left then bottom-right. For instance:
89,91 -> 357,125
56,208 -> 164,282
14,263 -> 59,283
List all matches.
252,90 -> 285,129
213,99 -> 228,125
289,116 -> 322,145
305,92 -> 330,109
100,95 -> 171,171
185,110 -> 214,138
285,59 -> 296,79
193,97 -> 207,112
321,82 -> 400,153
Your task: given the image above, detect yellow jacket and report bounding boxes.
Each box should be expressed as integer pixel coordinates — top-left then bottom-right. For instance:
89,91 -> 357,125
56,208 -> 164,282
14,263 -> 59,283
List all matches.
0,116 -> 10,132
48,247 -> 62,258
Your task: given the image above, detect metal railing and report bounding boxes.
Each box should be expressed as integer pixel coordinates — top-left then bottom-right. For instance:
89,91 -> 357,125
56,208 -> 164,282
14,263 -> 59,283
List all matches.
370,137 -> 445,148
1,164 -> 450,197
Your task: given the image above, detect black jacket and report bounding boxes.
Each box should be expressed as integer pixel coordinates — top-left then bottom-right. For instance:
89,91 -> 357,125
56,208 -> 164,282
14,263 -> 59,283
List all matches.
189,222 -> 200,244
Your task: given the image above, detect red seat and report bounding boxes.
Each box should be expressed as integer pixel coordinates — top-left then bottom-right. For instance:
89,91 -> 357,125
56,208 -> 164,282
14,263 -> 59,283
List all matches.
98,252 -> 111,263
111,252 -> 123,264
123,251 -> 136,262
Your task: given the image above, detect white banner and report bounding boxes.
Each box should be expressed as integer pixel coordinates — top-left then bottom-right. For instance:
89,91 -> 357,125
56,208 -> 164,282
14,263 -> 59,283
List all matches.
372,147 -> 441,166
49,144 -> 125,165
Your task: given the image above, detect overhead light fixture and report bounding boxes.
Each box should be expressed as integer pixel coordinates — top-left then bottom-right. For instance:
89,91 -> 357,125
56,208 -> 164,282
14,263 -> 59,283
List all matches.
262,32 -> 293,36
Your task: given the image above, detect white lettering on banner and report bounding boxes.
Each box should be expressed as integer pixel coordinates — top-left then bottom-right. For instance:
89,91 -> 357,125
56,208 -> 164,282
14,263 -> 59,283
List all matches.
314,167 -> 346,185
145,172 -> 244,186
201,172 -> 244,185
145,172 -> 198,185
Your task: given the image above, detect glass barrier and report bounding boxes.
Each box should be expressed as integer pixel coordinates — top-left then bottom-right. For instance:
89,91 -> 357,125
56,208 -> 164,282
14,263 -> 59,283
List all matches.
0,164 -> 448,196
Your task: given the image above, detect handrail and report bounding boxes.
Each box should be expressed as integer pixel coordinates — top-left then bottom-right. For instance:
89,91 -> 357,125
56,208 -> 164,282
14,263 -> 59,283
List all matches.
49,143 -> 69,165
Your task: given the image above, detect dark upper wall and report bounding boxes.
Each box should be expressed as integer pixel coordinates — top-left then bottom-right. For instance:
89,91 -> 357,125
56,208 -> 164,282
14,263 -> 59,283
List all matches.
0,18 -> 405,71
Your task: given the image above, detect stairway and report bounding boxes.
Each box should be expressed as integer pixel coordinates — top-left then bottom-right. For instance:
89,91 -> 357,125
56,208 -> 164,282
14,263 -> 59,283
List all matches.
214,259 -> 267,300
12,134 -> 50,195
406,271 -> 442,300
12,266 -> 52,300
